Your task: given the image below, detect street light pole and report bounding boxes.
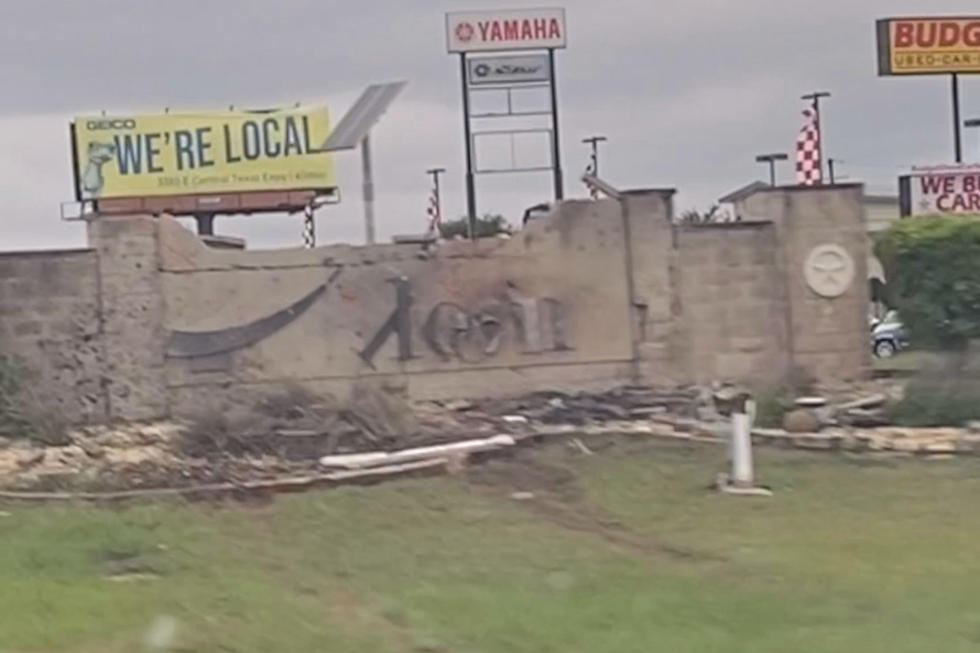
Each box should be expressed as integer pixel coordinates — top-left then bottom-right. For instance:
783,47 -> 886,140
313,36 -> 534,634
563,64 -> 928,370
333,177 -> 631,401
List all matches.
755,153 -> 789,186
582,135 -> 607,177
827,158 -> 842,184
801,91 -> 831,183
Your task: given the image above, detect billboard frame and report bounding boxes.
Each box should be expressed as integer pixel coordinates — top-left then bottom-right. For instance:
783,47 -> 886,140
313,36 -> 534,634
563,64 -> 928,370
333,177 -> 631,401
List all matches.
875,15 -> 980,164
875,16 -> 980,77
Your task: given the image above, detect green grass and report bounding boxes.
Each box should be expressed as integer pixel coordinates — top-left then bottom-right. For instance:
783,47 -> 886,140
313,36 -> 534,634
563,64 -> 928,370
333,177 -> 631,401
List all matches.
4,440 -> 980,652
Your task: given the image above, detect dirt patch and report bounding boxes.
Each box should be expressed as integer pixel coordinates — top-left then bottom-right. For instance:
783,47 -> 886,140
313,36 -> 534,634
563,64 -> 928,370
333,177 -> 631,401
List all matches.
468,449 -> 715,560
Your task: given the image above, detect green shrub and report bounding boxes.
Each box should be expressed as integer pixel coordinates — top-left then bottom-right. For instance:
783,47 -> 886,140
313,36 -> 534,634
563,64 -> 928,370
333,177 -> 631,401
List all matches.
875,217 -> 980,350
0,353 -> 67,444
0,354 -> 30,437
439,214 -> 511,240
753,387 -> 796,429
885,377 -> 980,427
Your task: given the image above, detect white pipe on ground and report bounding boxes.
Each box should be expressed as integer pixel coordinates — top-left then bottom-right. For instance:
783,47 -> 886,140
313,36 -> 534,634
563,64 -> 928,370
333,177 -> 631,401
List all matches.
320,434 -> 516,470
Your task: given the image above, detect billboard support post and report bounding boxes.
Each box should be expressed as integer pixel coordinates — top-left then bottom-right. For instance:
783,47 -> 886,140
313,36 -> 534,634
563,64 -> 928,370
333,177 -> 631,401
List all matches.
548,48 -> 564,201
952,73 -> 963,164
876,17 -> 980,165
459,52 -> 477,239
361,133 -> 376,245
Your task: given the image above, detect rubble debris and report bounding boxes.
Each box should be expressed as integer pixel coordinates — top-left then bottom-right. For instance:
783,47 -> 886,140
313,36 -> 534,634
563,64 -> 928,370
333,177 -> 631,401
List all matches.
836,394 -> 887,411
0,379 -> 971,496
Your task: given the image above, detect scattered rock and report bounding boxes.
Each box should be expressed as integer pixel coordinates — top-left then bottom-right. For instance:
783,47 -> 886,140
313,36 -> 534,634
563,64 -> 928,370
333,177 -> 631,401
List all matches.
16,448 -> 45,469
511,491 -> 535,501
783,409 -> 820,434
77,440 -> 106,459
502,415 -> 529,425
923,441 -> 957,454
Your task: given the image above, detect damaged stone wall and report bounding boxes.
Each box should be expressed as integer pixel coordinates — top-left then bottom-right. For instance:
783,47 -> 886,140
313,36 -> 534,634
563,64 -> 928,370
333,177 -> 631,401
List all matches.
0,184 -> 871,424
158,197 -> 639,416
0,249 -> 106,423
671,223 -> 790,384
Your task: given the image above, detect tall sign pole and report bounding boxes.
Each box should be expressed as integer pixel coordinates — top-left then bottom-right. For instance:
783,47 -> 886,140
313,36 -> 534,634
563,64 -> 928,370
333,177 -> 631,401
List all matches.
446,8 -> 568,237
459,52 -> 477,237
548,48 -> 564,200
952,73 -> 963,163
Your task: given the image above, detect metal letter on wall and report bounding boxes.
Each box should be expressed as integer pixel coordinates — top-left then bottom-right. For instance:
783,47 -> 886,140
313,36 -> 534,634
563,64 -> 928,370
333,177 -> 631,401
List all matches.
358,276 -> 414,367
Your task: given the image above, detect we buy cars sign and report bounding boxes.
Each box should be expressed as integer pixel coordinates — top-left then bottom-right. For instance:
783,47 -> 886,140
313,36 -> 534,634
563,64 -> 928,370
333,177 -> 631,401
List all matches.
446,8 -> 567,53
902,166 -> 980,216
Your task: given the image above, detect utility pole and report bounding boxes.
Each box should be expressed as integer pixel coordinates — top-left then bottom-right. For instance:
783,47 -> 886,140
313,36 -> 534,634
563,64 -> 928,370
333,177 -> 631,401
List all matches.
582,135 -> 607,177
755,153 -> 788,186
801,91 -> 831,183
425,167 -> 445,235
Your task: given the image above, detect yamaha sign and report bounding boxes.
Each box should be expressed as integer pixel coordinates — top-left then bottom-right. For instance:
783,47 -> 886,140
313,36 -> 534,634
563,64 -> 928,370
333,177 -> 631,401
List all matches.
446,8 -> 567,53
467,54 -> 551,85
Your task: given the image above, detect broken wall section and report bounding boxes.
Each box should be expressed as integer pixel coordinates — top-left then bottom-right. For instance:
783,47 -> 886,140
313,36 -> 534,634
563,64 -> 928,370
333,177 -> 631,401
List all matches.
0,249 -> 106,424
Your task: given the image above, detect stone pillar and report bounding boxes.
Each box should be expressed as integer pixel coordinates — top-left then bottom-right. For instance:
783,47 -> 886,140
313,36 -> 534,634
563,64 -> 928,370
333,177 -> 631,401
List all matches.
622,189 -> 681,383
744,186 -> 871,383
87,216 -> 169,420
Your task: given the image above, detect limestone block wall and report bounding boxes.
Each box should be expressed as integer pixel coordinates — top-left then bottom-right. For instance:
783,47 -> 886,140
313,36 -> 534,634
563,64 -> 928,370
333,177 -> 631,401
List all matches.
0,184 -> 871,424
671,223 -> 790,384
740,185 -> 871,382
156,199 -> 638,415
87,217 -> 168,420
0,249 -> 106,423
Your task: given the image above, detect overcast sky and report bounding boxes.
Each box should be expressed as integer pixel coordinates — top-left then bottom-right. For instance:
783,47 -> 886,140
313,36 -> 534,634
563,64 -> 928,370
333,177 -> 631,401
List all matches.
1,0 -> 978,251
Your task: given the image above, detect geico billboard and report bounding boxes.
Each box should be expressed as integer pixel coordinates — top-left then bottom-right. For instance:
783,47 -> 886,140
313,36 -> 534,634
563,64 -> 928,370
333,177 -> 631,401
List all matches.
71,106 -> 336,200
877,17 -> 980,75
899,166 -> 980,216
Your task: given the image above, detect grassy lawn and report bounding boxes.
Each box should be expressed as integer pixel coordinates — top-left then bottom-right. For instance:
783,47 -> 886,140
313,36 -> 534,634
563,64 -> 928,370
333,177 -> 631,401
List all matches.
3,438 -> 980,652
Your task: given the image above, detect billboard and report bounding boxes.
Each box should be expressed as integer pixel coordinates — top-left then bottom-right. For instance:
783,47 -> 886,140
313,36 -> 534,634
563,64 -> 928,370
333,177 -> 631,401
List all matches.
446,8 -> 566,53
467,54 -> 551,85
71,106 -> 336,201
876,17 -> 980,75
899,165 -> 980,216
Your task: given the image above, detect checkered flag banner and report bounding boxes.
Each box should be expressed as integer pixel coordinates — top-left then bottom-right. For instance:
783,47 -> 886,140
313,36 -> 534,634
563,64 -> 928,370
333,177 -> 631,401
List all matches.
795,108 -> 822,186
425,190 -> 441,237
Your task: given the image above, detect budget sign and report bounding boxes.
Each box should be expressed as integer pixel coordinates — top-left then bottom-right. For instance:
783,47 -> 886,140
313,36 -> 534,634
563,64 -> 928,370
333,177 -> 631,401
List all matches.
877,17 -> 980,75
71,106 -> 336,200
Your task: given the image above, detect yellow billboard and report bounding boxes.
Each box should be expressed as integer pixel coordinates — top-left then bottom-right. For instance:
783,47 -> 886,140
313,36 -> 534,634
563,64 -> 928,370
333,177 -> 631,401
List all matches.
877,17 -> 980,75
72,106 -> 336,200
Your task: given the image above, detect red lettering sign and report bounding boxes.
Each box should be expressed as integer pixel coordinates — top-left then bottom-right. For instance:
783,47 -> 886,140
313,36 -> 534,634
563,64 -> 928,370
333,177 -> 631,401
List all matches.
895,22 -> 915,47
966,22 -> 980,47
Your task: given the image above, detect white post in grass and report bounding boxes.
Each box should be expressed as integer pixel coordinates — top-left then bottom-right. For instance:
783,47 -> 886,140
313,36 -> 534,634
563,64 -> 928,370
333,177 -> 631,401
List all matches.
731,393 -> 755,488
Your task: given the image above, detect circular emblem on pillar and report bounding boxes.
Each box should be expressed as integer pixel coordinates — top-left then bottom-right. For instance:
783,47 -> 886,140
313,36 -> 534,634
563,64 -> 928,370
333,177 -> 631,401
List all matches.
804,244 -> 855,298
